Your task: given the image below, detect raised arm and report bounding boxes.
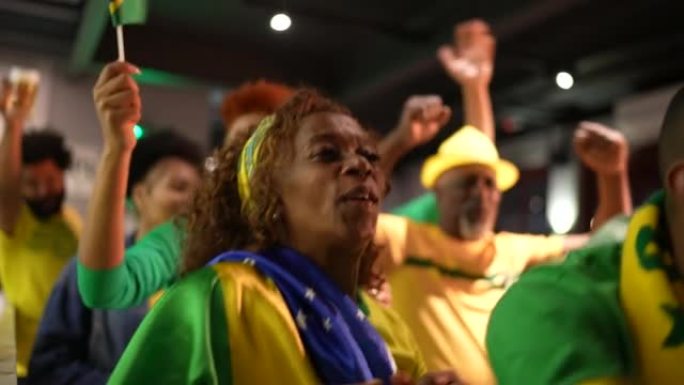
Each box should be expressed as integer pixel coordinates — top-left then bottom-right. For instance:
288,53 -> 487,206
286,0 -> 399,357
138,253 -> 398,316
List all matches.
78,61 -> 140,270
379,96 -> 451,176
0,78 -> 31,234
78,220 -> 182,309
561,122 -> 632,253
379,19 -> 495,178
437,19 -> 496,141
574,122 -> 632,229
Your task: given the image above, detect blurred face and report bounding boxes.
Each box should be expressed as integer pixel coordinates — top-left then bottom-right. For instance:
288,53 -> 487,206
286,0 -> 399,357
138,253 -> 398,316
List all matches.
225,112 -> 267,146
133,158 -> 201,232
434,164 -> 501,240
277,112 -> 384,251
21,159 -> 66,220
666,162 -> 684,225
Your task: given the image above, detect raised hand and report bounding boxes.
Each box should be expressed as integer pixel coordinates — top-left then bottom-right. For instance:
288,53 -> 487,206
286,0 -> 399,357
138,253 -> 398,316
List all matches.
93,61 -> 142,151
573,121 -> 629,175
437,19 -> 495,88
395,95 -> 452,149
378,95 -> 451,175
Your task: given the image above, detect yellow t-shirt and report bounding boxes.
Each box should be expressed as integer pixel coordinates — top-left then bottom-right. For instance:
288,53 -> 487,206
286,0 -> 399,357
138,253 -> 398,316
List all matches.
0,204 -> 81,377
375,214 -> 564,385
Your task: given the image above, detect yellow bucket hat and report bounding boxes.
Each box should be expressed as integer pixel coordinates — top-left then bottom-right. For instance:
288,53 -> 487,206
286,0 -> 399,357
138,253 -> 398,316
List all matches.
420,126 -> 519,191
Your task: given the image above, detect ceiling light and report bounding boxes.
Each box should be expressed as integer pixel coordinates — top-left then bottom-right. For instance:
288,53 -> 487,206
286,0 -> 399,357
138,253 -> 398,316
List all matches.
270,13 -> 291,32
555,71 -> 574,90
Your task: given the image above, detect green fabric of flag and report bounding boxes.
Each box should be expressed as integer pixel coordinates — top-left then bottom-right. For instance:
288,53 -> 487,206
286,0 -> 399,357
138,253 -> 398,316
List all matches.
109,0 -> 148,26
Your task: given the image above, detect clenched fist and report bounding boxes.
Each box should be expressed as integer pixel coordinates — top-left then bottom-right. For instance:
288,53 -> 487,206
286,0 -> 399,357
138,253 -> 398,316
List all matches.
93,61 -> 142,151
574,121 -> 629,175
394,95 -> 452,149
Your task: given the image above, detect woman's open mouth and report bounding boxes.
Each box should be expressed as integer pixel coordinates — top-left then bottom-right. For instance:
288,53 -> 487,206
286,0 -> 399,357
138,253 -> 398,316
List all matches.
339,185 -> 380,206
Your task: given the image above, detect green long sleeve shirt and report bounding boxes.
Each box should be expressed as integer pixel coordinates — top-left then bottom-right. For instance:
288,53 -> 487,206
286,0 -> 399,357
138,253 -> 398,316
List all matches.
77,220 -> 184,309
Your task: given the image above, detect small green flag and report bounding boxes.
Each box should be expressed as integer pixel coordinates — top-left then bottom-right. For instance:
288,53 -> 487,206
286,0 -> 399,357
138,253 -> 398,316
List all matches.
109,0 -> 148,26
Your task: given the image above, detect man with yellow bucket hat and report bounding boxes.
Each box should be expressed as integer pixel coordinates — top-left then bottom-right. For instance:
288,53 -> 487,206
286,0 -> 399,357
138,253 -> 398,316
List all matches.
376,119 -> 632,384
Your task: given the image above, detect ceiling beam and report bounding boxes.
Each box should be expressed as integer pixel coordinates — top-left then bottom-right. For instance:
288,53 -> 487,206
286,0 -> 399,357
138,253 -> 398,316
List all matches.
0,29 -> 71,56
68,0 -> 108,74
0,0 -> 80,23
243,0 -> 430,41
94,23 -> 335,89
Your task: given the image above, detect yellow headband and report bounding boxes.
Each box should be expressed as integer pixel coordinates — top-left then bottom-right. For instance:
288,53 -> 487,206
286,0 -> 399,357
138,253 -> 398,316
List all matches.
237,115 -> 275,204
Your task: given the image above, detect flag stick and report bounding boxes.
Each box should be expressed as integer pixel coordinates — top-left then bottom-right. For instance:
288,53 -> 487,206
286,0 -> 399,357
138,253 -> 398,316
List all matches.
116,25 -> 125,62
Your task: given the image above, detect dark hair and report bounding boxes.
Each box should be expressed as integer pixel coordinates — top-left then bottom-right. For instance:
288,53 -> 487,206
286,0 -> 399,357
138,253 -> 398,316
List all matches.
220,80 -> 294,130
659,86 -> 684,180
127,130 -> 204,196
22,130 -> 72,169
183,89 -> 358,274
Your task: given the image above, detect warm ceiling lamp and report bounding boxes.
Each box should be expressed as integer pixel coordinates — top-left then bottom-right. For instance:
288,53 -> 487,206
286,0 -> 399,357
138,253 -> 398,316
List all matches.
270,13 -> 292,32
555,71 -> 574,90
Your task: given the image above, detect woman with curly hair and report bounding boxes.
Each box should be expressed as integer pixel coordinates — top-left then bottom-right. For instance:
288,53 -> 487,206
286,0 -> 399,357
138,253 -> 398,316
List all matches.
107,89 -> 457,385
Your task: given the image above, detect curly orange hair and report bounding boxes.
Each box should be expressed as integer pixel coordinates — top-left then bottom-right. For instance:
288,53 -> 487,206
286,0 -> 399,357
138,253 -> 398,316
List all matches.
220,80 -> 294,131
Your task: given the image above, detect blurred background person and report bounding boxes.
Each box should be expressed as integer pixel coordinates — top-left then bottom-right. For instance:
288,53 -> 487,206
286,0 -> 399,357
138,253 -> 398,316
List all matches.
27,130 -> 202,385
221,80 -> 294,145
487,86 -> 684,385
375,119 -> 630,383
0,78 -> 81,379
387,19 -> 497,224
371,19 -> 632,384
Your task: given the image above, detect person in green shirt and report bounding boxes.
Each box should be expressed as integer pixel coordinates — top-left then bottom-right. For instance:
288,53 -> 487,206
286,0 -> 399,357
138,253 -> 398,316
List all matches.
486,86 -> 684,385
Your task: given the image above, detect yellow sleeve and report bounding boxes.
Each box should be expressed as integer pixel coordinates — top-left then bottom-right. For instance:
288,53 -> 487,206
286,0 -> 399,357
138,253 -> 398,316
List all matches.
375,214 -> 409,269
363,292 -> 427,380
518,233 -> 566,267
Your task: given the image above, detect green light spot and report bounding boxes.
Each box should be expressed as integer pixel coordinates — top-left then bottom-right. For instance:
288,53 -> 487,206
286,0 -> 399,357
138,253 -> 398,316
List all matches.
134,67 -> 204,88
133,124 -> 144,139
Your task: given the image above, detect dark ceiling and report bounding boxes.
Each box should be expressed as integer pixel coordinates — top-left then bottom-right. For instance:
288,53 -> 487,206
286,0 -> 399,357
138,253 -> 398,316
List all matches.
2,0 -> 684,151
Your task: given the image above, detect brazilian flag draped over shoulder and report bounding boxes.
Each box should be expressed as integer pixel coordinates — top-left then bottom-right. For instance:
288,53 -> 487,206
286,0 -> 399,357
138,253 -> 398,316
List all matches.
109,0 -> 148,26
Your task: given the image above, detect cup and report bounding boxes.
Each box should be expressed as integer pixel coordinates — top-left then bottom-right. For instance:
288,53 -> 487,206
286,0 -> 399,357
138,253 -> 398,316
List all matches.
8,66 -> 40,116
